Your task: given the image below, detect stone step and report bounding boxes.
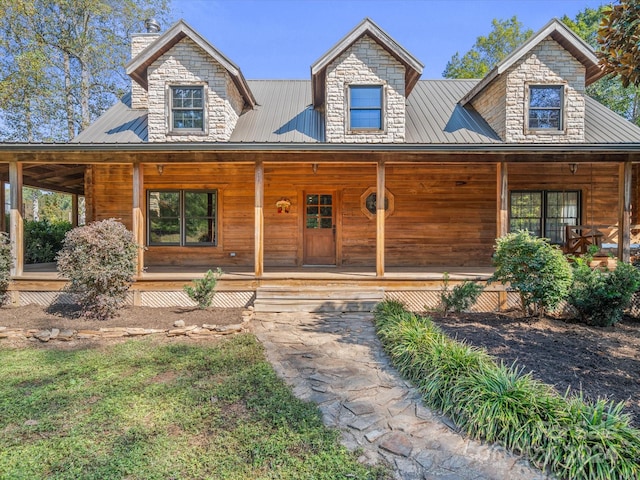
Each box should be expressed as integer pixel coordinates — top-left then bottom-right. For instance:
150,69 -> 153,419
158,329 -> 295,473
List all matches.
253,287 -> 384,313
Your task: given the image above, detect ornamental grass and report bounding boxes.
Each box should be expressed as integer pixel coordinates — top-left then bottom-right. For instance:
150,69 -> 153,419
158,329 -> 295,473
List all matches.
373,300 -> 640,480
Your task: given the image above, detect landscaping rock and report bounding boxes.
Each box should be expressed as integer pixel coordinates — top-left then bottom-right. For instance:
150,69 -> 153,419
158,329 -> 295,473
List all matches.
174,319 -> 185,327
379,432 -> 413,457
34,330 -> 51,342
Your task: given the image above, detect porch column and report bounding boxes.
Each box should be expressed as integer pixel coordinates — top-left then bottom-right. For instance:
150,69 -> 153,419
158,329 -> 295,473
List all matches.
71,194 -> 79,228
9,162 -> 23,277
376,160 -> 385,277
0,181 -> 5,233
496,162 -> 509,238
132,163 -> 145,277
618,161 -> 632,262
254,161 -> 264,277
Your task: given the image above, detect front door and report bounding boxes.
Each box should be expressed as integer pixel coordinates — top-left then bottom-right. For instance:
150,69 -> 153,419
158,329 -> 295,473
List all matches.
303,192 -> 336,265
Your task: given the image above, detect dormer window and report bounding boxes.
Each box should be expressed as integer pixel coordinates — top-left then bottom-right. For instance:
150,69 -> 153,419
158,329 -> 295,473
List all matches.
527,85 -> 564,131
170,86 -> 205,132
349,85 -> 383,131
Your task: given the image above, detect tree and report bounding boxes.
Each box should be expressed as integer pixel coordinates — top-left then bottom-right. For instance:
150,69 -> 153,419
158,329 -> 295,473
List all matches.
0,0 -> 172,142
598,0 -> 640,88
443,17 -> 533,79
563,6 -> 640,126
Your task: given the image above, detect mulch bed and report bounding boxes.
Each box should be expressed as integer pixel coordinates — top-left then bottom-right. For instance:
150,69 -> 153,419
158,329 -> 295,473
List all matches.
431,311 -> 640,425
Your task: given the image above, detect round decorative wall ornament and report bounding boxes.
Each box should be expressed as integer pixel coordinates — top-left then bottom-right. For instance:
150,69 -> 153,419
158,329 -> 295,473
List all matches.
360,187 -> 394,220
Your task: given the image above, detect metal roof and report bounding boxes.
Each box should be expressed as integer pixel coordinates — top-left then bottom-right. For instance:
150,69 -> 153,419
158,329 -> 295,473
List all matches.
72,93 -> 147,143
71,79 -> 640,145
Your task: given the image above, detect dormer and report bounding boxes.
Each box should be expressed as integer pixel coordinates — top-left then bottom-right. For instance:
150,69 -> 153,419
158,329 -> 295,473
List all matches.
126,20 -> 256,143
311,18 -> 423,143
460,19 -> 603,143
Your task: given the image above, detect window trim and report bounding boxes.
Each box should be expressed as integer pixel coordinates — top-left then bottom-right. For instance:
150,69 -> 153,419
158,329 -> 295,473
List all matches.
147,189 -> 218,247
509,190 -> 581,244
167,84 -> 208,136
347,84 -> 385,133
524,83 -> 566,134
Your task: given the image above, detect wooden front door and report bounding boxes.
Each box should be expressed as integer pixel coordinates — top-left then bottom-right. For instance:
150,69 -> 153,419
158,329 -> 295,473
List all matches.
303,192 -> 336,265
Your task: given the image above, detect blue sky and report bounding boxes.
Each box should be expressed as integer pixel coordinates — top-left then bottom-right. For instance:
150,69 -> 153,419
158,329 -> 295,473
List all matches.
172,0 -> 607,79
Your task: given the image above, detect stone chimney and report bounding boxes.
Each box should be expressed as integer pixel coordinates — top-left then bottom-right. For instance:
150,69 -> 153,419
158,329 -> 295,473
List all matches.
130,19 -> 161,109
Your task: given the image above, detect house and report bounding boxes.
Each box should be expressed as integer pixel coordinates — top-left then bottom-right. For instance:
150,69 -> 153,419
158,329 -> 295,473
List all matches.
1,17 -> 640,311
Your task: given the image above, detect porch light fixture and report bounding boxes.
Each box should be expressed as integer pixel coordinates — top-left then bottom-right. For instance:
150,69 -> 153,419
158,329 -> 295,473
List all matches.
157,164 -> 164,175
569,163 -> 578,175
312,163 -> 318,174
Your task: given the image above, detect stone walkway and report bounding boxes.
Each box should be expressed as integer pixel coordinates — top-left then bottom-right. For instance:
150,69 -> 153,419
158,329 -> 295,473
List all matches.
252,312 -> 550,480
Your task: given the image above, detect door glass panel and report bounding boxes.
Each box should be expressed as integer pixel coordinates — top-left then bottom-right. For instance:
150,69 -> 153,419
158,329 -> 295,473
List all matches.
305,193 -> 333,229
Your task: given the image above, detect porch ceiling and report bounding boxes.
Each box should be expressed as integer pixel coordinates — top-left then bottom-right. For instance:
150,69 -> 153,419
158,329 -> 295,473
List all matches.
0,163 -> 85,195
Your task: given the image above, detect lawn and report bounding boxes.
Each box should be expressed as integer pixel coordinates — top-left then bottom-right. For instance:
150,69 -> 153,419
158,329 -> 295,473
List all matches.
0,335 -> 389,479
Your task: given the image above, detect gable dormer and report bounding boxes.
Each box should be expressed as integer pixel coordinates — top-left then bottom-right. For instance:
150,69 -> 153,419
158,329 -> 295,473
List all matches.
126,20 -> 255,143
311,18 -> 423,143
461,19 -> 603,143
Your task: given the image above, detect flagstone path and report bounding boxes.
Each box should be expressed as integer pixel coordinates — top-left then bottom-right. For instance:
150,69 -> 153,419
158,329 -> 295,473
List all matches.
252,312 -> 551,480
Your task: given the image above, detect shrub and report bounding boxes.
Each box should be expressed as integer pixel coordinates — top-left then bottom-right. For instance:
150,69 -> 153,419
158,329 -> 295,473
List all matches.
567,257 -> 640,327
439,272 -> 484,316
184,267 -> 223,309
491,231 -> 572,316
0,232 -> 11,306
56,219 -> 140,320
372,300 -> 640,480
24,219 -> 72,264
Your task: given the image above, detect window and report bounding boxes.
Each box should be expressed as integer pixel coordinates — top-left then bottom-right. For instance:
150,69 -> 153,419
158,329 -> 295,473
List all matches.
528,85 -> 563,130
510,190 -> 580,244
148,190 -> 217,246
349,85 -> 383,130
170,86 -> 204,131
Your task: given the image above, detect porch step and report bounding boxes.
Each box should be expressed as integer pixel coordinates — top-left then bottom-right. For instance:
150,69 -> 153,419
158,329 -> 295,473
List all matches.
253,287 -> 385,313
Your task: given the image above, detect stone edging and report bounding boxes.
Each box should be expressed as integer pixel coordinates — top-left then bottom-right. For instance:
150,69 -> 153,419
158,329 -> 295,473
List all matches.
0,311 -> 254,343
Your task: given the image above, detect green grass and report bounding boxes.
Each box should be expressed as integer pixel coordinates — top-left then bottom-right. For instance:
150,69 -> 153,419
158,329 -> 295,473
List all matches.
0,335 -> 390,479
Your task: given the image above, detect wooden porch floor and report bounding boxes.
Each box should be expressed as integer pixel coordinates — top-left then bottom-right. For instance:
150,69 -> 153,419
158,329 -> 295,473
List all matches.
18,263 -> 495,289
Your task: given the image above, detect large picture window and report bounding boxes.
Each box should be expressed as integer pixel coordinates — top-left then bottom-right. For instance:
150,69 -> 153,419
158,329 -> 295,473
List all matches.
528,85 -> 563,130
510,190 -> 580,244
148,190 -> 217,246
349,85 -> 383,130
170,86 -> 204,131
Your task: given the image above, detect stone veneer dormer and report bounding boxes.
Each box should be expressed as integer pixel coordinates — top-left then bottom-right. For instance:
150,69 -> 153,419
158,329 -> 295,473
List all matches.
126,20 -> 255,143
461,19 -> 604,144
311,18 -> 423,143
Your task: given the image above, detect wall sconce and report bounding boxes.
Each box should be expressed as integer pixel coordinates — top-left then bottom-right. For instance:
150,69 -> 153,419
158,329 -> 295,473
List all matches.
157,164 -> 164,176
312,163 -> 318,174
569,163 -> 578,175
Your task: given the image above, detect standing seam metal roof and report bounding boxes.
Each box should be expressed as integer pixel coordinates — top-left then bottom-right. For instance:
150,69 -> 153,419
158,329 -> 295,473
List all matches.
72,80 -> 640,145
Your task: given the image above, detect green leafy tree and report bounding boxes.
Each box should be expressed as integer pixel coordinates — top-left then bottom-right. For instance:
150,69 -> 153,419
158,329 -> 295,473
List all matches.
563,6 -> 640,126
0,0 -> 172,141
598,0 -> 640,88
443,17 -> 533,78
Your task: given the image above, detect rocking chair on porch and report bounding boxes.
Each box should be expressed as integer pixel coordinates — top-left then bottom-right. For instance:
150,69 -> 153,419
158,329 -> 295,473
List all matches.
563,225 -> 603,255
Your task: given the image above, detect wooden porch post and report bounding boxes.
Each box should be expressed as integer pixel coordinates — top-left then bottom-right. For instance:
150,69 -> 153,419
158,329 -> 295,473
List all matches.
0,181 -> 5,233
255,161 -> 264,278
376,160 -> 385,277
496,162 -> 509,239
9,162 -> 23,277
71,194 -> 79,228
618,161 -> 632,262
132,163 -> 145,277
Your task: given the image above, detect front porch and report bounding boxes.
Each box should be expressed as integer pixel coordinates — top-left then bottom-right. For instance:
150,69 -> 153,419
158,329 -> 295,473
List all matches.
12,263 -> 510,312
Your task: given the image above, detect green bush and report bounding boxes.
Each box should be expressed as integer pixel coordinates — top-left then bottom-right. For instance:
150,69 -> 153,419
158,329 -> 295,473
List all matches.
56,219 -> 140,320
373,300 -> 640,479
0,232 -> 11,306
439,272 -> 484,316
24,219 -> 72,264
184,267 -> 223,309
567,257 -> 640,326
491,231 -> 572,316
